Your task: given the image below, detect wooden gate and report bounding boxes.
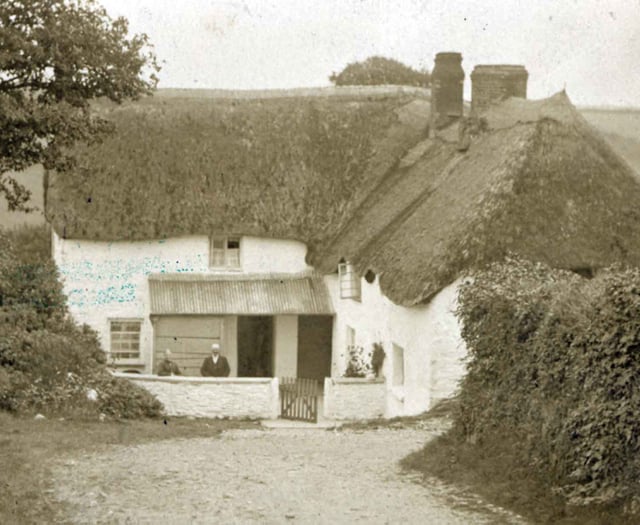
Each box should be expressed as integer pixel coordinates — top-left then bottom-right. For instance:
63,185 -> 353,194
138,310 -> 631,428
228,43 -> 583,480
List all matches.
279,377 -> 319,422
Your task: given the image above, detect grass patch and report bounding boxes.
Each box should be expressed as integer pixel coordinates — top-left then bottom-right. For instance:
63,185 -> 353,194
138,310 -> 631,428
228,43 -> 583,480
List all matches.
0,412 -> 257,523
401,427 -> 636,525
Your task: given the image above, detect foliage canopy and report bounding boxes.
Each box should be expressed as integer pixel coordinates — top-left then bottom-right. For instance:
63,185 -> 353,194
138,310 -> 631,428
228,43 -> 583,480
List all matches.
455,257 -> 640,513
0,0 -> 159,211
0,225 -> 163,418
329,56 -> 429,88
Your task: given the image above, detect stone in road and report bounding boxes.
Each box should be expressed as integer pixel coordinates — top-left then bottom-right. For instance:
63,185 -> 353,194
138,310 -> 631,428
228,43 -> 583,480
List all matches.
52,421 -> 526,524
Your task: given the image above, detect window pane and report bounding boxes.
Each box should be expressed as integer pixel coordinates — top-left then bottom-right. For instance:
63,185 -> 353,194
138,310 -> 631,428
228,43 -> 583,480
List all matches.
110,320 -> 141,358
393,343 -> 405,386
211,250 -> 225,267
227,239 -> 240,249
346,326 -> 355,348
212,238 -> 224,249
226,249 -> 240,268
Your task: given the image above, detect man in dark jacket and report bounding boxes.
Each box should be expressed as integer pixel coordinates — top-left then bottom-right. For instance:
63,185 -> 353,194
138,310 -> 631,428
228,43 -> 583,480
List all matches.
157,349 -> 182,376
200,343 -> 230,377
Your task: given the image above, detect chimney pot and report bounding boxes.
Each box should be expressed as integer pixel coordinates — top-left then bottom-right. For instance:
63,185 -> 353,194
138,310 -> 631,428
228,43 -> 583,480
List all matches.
430,52 -> 465,131
471,64 -> 528,114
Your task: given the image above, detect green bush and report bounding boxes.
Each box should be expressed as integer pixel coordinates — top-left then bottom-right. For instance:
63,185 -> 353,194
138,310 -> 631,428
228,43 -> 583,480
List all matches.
0,225 -> 163,419
456,257 -> 640,512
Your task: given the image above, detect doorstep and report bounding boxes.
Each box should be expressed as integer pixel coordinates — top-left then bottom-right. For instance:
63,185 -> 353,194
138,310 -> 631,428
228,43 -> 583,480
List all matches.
260,418 -> 342,429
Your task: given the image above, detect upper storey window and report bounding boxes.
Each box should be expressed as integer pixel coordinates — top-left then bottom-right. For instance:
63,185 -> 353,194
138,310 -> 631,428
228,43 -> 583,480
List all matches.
209,236 -> 241,269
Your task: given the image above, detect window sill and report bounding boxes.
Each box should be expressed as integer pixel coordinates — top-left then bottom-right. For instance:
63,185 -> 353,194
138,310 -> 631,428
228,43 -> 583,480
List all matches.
108,357 -> 144,365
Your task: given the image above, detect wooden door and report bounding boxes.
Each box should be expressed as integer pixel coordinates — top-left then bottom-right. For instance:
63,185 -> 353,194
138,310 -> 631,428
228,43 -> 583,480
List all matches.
297,315 -> 333,382
154,316 -> 223,376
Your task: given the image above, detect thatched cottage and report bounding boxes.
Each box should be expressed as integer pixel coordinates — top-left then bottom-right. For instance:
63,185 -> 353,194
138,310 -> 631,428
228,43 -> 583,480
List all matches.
46,52 -> 640,420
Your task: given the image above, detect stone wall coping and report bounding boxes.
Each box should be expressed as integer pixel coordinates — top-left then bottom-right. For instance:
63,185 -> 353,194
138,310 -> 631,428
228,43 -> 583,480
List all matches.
113,372 -> 276,385
329,377 -> 385,385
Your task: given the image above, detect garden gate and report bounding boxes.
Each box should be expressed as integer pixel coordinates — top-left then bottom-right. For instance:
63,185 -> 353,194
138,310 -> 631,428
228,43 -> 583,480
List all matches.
279,377 -> 319,422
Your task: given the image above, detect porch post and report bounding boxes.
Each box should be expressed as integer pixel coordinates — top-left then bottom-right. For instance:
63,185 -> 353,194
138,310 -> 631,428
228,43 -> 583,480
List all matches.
272,315 -> 298,377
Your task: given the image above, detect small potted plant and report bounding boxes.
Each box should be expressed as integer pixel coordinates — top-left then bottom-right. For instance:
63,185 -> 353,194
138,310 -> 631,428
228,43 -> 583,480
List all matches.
343,345 -> 370,378
371,342 -> 385,378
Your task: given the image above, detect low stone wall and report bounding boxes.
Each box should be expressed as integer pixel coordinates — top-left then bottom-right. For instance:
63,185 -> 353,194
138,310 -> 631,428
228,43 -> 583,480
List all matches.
115,373 -> 279,419
323,377 -> 386,420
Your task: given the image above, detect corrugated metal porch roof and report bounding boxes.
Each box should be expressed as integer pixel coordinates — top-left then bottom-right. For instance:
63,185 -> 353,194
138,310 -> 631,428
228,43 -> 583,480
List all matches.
148,273 -> 334,315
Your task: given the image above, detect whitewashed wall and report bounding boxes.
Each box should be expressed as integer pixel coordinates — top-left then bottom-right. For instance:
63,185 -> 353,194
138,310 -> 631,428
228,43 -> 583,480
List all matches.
325,274 -> 467,417
53,232 -> 312,372
323,377 -> 386,420
116,373 -> 279,419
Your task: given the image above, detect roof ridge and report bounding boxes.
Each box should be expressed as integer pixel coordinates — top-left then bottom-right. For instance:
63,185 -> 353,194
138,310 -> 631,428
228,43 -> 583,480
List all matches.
153,85 -> 431,101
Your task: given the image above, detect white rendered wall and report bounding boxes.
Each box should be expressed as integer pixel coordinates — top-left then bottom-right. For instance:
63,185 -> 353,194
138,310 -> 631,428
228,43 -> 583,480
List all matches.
53,232 -> 312,373
272,315 -> 298,377
240,236 -> 312,274
323,378 -> 386,420
117,374 -> 279,419
325,274 -> 466,417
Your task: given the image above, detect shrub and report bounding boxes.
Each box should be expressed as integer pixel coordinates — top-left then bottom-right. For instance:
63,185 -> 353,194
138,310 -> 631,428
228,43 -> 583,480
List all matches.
92,374 -> 163,419
455,257 -> 640,512
0,225 -> 163,419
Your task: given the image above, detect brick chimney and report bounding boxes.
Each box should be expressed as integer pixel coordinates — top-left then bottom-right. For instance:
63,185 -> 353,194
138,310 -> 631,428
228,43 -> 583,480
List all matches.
470,65 -> 528,114
430,52 -> 465,131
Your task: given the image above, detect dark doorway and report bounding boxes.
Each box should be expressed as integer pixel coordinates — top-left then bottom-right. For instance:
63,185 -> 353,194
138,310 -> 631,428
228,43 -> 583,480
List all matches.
237,316 -> 273,377
297,315 -> 333,382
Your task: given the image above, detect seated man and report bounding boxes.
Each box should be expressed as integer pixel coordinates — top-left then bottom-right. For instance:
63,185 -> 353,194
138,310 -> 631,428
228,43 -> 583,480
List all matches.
157,349 -> 182,376
200,343 -> 230,377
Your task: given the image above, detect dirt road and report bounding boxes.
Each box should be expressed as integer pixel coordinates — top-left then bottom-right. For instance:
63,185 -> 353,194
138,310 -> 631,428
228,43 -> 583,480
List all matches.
51,419 -> 526,524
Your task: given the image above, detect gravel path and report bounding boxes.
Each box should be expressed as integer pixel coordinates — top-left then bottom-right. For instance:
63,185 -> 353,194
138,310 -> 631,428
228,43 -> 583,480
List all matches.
51,419 -> 526,524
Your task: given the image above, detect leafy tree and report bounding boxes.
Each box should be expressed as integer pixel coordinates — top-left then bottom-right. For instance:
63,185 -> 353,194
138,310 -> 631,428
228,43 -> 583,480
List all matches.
0,0 -> 159,211
329,56 -> 429,88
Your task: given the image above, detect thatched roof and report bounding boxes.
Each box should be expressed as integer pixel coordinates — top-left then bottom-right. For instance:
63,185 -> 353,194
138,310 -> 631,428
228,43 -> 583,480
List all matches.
46,86 -> 429,247
46,88 -> 640,305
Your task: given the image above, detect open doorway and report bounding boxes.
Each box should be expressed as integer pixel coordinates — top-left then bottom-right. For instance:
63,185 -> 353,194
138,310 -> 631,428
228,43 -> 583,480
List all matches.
237,316 -> 273,377
297,315 -> 333,382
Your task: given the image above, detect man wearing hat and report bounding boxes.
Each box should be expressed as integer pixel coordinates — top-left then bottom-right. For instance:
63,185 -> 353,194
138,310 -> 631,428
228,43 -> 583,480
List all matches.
200,342 -> 230,377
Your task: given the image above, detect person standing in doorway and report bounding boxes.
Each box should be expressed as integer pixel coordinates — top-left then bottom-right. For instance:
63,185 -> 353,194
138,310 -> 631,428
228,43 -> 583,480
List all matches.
200,342 -> 230,377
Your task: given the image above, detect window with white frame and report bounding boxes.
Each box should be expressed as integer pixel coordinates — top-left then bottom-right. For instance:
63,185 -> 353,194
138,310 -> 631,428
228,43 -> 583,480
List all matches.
392,343 -> 405,386
110,319 -> 142,360
209,236 -> 241,269
338,262 -> 361,300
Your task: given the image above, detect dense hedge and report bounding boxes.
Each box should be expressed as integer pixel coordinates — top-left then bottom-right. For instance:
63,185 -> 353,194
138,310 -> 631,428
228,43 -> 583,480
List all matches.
456,257 -> 640,512
0,225 -> 163,418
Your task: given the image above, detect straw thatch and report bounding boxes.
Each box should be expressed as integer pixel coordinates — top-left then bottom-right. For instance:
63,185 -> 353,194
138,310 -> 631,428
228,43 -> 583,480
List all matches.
46,89 -> 640,305
314,92 -> 640,304
46,87 -> 429,247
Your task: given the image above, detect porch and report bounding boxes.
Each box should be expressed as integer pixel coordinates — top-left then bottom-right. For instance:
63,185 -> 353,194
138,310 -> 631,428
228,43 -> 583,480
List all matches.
148,273 -> 334,380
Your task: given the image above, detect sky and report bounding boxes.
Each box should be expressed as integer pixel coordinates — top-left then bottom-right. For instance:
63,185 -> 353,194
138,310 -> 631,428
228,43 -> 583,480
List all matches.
100,0 -> 640,107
